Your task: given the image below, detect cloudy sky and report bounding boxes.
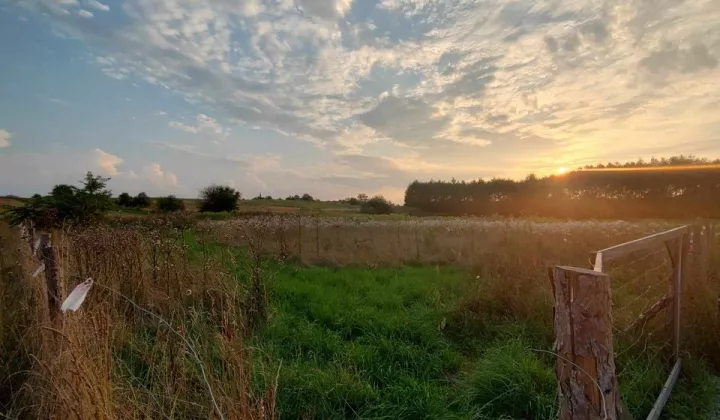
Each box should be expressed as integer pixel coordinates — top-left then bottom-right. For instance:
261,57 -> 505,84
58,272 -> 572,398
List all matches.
1,0 -> 719,202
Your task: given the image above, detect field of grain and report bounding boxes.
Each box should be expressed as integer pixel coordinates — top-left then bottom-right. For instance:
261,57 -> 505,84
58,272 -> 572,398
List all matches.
1,215 -> 718,419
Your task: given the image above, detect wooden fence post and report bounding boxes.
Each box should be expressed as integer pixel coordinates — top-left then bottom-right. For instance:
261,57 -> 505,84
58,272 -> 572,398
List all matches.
38,233 -> 62,319
553,266 -> 622,420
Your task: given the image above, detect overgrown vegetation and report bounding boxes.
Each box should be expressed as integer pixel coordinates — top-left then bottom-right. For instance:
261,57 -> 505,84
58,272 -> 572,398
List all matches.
156,194 -> 185,212
4,172 -> 113,228
359,195 -> 393,214
0,220 -> 275,418
2,160 -> 719,419
117,191 -> 152,208
200,184 -> 241,212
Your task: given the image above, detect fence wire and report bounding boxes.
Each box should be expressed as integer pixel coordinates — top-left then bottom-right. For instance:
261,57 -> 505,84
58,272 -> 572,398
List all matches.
601,244 -> 675,357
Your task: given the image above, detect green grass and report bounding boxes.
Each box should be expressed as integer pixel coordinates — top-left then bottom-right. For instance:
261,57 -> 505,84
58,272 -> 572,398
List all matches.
240,262 -> 553,419
183,231 -> 719,419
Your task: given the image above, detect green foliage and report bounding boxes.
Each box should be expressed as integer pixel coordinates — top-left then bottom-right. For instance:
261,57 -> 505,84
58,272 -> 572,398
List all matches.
405,155 -> 720,218
457,340 -> 557,419
231,255 -> 715,420
199,184 -> 240,212
300,193 -> 314,201
251,264 -> 470,419
5,172 -> 113,228
117,192 -> 133,207
132,192 -> 151,208
156,195 -> 185,212
359,195 -> 393,214
117,192 -> 151,208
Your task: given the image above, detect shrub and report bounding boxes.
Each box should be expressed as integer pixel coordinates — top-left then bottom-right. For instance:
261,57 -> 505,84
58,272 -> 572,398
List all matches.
6,172 -> 113,228
199,185 -> 240,212
300,193 -> 314,201
132,192 -> 151,208
156,195 -> 185,212
117,192 -> 133,207
359,195 -> 393,214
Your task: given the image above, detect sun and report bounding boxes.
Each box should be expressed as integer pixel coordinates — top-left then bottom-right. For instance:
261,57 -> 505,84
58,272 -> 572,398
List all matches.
557,167 -> 567,175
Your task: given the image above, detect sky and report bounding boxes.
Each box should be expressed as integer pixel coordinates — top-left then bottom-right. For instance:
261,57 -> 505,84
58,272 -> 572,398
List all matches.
1,0 -> 719,203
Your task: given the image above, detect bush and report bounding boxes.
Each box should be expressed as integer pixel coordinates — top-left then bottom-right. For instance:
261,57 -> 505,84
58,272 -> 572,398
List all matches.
117,192 -> 133,207
360,196 -> 393,214
199,185 -> 240,212
132,192 -> 151,208
301,193 -> 314,201
6,172 -> 113,228
156,195 -> 185,212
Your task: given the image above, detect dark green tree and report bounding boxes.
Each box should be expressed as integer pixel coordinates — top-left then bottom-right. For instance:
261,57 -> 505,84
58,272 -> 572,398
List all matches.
199,184 -> 241,212
156,195 -> 185,212
360,195 -> 393,214
117,192 -> 133,207
132,192 -> 151,208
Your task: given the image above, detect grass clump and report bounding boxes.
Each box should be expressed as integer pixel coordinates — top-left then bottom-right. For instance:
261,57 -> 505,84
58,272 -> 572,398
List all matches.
457,340 -> 557,420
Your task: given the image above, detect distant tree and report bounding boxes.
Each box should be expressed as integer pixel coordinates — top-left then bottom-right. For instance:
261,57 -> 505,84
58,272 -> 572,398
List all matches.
199,184 -> 241,212
360,195 -> 393,214
357,193 -> 368,202
6,171 -> 113,228
344,197 -> 359,205
156,195 -> 185,212
300,193 -> 314,201
117,192 -> 133,207
252,194 -> 264,200
132,192 -> 151,208
403,155 -> 720,219
285,194 -> 301,201
265,195 -> 273,200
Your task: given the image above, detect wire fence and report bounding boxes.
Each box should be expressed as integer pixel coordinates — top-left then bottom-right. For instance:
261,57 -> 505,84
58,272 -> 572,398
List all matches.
604,244 -> 675,353
553,223 -> 717,420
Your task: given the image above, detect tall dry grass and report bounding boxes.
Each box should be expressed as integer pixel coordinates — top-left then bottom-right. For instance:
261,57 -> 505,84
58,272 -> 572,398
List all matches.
200,215 -> 675,267
200,215 -> 720,367
0,220 -> 274,419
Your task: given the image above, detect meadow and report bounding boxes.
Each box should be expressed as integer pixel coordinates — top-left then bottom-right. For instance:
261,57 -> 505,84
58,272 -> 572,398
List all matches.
1,214 -> 718,419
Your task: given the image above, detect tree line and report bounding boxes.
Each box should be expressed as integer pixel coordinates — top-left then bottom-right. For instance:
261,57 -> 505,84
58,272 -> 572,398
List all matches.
404,156 -> 720,219
3,173 -> 244,228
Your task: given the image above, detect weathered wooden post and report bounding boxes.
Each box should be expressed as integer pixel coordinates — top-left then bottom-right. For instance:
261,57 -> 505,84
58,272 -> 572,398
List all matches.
38,233 -> 62,319
553,266 -> 622,420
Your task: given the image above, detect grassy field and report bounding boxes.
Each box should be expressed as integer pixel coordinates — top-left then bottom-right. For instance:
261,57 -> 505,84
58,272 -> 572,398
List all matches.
1,215 -> 719,419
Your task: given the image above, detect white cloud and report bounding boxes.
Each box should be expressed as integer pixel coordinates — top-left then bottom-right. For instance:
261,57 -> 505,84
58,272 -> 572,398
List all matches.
94,148 -> 123,176
0,129 -> 12,148
12,0 -> 720,195
168,114 -> 224,135
168,121 -> 198,134
86,0 -> 109,12
144,162 -> 178,188
77,9 -> 94,19
155,110 -> 168,116
196,114 -> 223,135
